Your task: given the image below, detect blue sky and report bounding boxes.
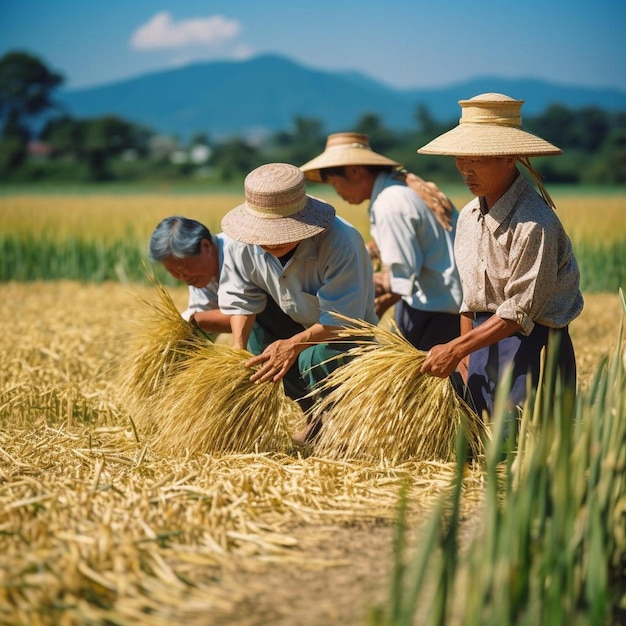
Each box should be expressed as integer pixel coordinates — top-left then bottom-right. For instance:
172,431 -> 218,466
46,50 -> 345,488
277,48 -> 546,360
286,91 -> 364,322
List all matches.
2,0 -> 625,92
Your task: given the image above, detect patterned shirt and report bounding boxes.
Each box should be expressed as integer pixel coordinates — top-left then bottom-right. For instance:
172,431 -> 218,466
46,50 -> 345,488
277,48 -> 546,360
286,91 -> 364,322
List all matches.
369,171 -> 462,313
454,173 -> 583,335
218,217 -> 378,327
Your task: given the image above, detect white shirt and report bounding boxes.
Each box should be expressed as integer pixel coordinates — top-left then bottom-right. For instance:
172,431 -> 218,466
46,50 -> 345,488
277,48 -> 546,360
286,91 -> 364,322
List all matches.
369,171 -> 462,313
180,233 -> 228,321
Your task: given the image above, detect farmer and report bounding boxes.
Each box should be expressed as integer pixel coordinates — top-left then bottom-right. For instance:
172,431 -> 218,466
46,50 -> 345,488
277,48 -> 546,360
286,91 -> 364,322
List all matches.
301,132 -> 462,351
417,92 -> 584,420
148,216 -> 231,336
219,162 -> 377,441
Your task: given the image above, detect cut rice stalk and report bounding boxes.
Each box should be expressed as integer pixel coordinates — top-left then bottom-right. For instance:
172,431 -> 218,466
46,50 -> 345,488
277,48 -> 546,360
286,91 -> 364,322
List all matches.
310,314 -> 488,463
149,342 -> 302,457
115,279 -> 211,430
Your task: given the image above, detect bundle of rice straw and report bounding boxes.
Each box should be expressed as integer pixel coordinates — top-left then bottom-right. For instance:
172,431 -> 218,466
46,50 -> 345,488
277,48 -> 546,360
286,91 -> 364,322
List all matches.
148,342 -> 302,456
309,315 -> 487,463
115,279 -> 212,433
115,279 -> 303,454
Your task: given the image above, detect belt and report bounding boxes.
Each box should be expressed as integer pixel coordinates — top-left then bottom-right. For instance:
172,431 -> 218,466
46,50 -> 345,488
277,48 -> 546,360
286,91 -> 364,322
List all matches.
471,311 -> 493,320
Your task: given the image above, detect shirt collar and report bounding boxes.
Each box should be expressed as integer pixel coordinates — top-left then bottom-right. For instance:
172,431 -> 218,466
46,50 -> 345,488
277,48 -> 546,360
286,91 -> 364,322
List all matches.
480,171 -> 526,233
370,170 -> 403,207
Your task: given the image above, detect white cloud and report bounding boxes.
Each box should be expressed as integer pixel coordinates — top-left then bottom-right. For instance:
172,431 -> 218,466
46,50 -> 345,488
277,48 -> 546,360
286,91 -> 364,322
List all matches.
131,12 -> 241,50
231,44 -> 254,60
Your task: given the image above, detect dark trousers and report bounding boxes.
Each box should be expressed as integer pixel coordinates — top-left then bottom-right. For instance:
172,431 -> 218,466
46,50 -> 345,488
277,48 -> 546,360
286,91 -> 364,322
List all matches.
394,300 -> 460,351
466,313 -> 577,419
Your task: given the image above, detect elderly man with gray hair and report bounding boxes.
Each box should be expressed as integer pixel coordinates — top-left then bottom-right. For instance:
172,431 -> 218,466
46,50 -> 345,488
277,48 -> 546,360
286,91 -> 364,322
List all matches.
148,215 -> 232,336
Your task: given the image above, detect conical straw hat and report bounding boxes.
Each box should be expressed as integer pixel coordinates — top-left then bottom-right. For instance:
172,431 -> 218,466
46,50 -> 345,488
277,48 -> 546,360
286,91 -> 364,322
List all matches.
301,132 -> 401,183
418,93 -> 561,157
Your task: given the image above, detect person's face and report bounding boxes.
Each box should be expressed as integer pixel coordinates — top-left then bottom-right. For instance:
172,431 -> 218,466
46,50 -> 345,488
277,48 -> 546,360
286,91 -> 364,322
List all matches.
260,241 -> 299,257
162,238 -> 218,288
454,156 -> 517,203
324,166 -> 375,205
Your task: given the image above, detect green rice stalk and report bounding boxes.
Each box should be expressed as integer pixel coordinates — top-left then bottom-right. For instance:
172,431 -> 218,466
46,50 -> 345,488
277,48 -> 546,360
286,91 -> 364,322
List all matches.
309,315 -> 487,463
148,342 -> 302,457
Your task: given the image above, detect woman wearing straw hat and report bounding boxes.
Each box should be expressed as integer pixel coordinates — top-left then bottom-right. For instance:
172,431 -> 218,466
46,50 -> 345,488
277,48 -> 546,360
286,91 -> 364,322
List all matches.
418,93 -> 584,420
301,132 -> 462,351
219,162 -> 377,441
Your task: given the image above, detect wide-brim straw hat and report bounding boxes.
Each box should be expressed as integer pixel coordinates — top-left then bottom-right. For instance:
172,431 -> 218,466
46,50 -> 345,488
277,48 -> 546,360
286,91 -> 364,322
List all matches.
300,132 -> 401,183
418,93 -> 562,157
221,163 -> 336,246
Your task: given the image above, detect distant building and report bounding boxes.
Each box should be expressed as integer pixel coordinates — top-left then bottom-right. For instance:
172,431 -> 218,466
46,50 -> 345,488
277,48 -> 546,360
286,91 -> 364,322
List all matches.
27,141 -> 54,159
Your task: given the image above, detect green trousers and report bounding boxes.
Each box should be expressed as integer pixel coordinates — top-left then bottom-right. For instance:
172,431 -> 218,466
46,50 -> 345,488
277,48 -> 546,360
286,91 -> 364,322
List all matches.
248,299 -> 354,412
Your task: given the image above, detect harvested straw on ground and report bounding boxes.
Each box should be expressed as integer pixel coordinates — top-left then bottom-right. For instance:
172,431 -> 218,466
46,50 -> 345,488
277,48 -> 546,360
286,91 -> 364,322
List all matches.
115,279 -> 211,431
310,315 -> 487,463
148,342 -> 303,456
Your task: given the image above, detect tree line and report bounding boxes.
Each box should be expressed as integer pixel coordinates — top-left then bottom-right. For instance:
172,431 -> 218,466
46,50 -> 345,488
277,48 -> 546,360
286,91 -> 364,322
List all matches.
2,51 -> 625,185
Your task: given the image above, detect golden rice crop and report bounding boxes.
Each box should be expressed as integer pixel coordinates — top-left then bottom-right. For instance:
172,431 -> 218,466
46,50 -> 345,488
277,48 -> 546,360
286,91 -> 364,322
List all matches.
0,195 -> 236,242
310,315 -> 487,463
0,282 -> 621,625
2,191 -> 623,245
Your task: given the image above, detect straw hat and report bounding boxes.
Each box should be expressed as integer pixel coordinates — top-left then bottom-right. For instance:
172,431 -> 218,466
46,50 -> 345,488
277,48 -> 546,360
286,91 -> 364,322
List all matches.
300,132 -> 401,183
418,93 -> 562,157
221,163 -> 336,246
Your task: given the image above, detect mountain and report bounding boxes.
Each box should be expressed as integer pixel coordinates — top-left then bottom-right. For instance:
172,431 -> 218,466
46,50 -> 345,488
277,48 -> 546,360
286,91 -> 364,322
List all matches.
57,54 -> 626,140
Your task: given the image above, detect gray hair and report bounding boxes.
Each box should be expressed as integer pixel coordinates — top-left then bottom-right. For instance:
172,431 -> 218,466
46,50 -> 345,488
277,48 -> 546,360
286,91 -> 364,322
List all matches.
148,216 -> 212,262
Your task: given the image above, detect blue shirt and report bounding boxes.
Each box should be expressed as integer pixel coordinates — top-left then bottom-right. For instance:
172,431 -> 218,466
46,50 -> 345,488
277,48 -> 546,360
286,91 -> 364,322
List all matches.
369,171 -> 462,313
218,217 -> 378,327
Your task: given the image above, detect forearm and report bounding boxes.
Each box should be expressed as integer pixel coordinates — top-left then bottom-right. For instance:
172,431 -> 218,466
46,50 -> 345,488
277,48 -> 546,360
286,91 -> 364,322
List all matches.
191,309 -> 232,334
451,314 -> 521,361
230,314 -> 257,350
422,314 -> 521,378
288,323 -> 341,351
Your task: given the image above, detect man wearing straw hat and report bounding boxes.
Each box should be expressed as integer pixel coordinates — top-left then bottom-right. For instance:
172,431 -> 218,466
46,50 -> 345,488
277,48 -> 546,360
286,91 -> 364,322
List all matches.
301,132 -> 462,351
418,93 -> 583,420
219,162 -> 377,441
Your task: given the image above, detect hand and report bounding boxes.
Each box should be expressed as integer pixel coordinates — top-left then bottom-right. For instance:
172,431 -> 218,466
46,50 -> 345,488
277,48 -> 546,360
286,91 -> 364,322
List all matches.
420,343 -> 461,378
365,240 -> 381,271
372,270 -> 391,297
375,292 -> 400,318
405,172 -> 454,232
245,339 -> 299,383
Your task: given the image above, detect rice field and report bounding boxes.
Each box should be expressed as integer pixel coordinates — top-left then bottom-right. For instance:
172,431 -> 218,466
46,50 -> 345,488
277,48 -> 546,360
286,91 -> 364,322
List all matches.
1,189 -> 624,291
0,189 -> 625,624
